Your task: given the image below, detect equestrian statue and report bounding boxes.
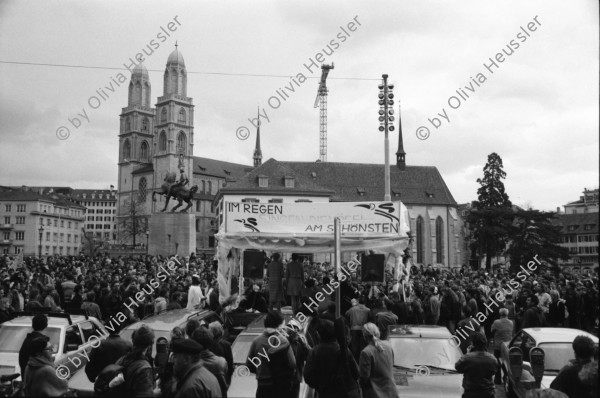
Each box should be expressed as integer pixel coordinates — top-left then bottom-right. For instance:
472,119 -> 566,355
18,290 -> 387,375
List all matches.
152,158 -> 198,212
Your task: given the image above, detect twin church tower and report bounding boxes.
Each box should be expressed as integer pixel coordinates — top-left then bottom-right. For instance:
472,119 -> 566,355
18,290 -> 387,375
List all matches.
117,47 -> 194,214
117,46 -> 198,254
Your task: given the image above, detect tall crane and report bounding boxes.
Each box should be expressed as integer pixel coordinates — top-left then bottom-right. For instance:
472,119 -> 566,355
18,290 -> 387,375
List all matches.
314,63 -> 334,162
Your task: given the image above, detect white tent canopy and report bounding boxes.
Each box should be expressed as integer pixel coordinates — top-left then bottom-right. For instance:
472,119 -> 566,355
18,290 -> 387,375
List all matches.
215,201 -> 411,299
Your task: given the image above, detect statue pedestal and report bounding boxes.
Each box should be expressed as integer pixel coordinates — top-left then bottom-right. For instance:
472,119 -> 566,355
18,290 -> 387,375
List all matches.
148,213 -> 196,257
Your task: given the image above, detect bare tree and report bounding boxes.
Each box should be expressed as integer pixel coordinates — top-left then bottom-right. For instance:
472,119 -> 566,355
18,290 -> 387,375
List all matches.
118,198 -> 149,247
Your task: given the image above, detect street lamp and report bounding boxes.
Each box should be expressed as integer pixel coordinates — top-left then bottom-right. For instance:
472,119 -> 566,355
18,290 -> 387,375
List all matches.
38,225 -> 44,258
145,231 -> 149,254
378,74 -> 395,201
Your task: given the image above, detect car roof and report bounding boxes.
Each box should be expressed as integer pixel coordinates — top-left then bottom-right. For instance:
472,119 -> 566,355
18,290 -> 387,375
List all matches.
2,314 -> 96,328
388,324 -> 453,339
122,309 -> 215,332
523,328 -> 599,343
244,311 -> 302,334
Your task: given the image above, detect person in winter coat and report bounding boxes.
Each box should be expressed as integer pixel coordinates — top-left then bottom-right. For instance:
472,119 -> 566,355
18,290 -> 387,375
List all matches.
304,319 -> 349,398
548,289 -> 566,327
23,336 -> 68,397
285,254 -> 304,314
192,327 -> 229,398
522,295 -> 547,329
550,335 -> 596,398
81,291 -> 102,320
208,321 -> 234,385
115,324 -> 157,397
267,253 -> 284,311
359,322 -> 399,398
85,328 -> 132,382
18,314 -> 49,376
171,339 -> 222,398
246,310 -> 296,398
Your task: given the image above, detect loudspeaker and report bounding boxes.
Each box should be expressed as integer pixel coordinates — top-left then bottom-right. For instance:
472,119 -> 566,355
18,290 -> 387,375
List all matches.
243,251 -> 265,279
361,254 -> 385,282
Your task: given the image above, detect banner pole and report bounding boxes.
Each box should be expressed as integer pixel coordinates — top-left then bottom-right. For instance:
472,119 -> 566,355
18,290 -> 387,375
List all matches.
335,217 -> 341,319
239,249 -> 244,296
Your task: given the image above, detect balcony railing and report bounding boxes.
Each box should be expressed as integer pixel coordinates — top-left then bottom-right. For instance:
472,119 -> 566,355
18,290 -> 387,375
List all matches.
0,239 -> 13,245
0,224 -> 13,229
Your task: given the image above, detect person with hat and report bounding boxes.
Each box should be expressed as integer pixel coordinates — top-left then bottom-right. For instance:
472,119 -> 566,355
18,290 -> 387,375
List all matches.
192,327 -> 228,397
246,310 -> 296,398
171,338 -> 222,398
187,274 -> 205,310
116,324 -> 157,397
18,313 -> 49,375
454,332 -> 499,398
23,335 -> 68,397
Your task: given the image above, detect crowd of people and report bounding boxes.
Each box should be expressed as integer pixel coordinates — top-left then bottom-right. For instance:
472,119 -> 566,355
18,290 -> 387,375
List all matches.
1,252 -> 599,397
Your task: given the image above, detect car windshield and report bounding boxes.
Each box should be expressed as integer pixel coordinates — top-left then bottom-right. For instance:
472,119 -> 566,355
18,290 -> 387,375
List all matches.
537,343 -> 588,372
0,325 -> 61,353
232,334 -> 259,364
390,337 -> 462,370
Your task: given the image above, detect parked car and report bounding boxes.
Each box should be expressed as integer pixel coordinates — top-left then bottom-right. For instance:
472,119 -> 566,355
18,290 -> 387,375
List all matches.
388,325 -> 464,397
0,311 -> 108,397
228,310 -> 314,398
119,308 -> 222,357
499,327 -> 599,398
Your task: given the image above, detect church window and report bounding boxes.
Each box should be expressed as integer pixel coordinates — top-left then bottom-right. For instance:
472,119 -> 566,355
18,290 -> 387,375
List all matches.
142,118 -> 149,131
201,180 -> 206,193
138,177 -> 147,202
207,181 -> 212,194
176,131 -> 186,154
178,108 -> 186,123
161,108 -> 167,122
123,139 -> 131,160
436,217 -> 444,264
140,141 -> 149,162
159,131 -> 167,151
416,216 -> 424,264
125,117 -> 131,131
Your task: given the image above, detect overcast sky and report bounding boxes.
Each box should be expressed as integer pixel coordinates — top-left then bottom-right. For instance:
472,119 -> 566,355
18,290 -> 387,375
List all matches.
0,0 -> 598,211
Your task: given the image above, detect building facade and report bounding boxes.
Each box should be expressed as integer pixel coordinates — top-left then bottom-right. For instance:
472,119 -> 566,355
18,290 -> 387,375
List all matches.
70,189 -> 118,246
215,111 -> 466,268
0,189 -> 85,256
555,188 -> 599,272
563,188 -> 599,214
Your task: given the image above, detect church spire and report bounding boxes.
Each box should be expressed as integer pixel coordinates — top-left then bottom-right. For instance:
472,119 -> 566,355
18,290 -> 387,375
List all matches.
253,108 -> 262,167
396,103 -> 406,170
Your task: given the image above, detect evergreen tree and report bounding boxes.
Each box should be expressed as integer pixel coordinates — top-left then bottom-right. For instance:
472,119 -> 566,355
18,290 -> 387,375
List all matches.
506,209 -> 569,273
468,153 -> 514,270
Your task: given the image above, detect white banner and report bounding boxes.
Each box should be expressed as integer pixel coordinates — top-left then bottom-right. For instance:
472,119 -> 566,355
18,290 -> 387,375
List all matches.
223,201 -> 408,237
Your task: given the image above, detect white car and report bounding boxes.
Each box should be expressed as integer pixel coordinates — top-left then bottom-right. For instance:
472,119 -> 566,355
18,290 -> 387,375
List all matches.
228,310 -> 314,398
499,327 -> 599,398
388,325 -> 464,397
0,312 -> 108,397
